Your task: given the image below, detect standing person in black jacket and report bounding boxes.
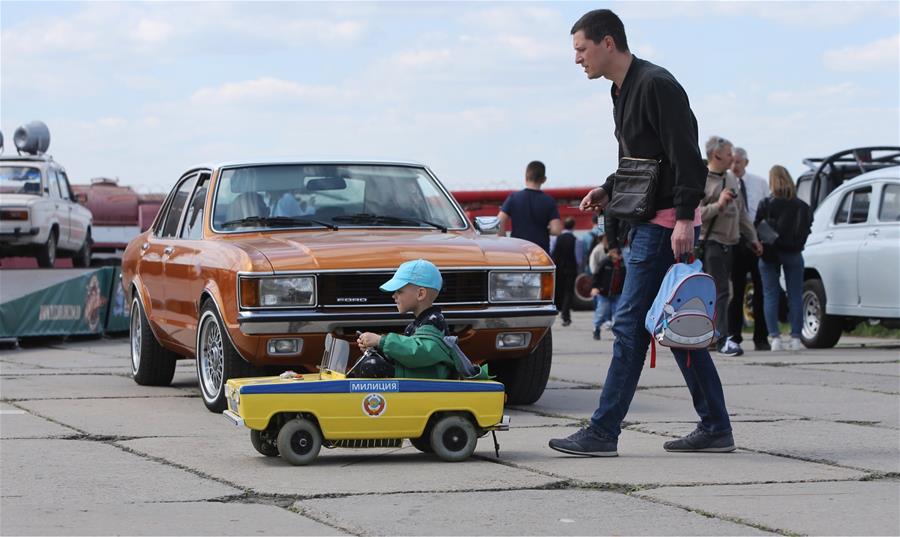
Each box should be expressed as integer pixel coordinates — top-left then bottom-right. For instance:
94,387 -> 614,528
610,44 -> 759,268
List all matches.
755,165 -> 813,352
552,217 -> 578,326
550,9 -> 735,457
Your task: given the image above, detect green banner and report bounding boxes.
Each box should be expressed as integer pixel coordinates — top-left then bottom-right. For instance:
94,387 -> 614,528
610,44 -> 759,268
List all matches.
0,267 -> 115,338
104,267 -> 130,333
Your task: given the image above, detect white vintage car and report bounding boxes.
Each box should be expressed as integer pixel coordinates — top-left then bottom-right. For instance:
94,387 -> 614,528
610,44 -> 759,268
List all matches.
801,165 -> 900,347
0,124 -> 93,267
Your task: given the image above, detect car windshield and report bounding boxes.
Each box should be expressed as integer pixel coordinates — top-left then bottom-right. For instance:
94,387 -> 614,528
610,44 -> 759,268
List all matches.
0,166 -> 43,195
211,164 -> 467,231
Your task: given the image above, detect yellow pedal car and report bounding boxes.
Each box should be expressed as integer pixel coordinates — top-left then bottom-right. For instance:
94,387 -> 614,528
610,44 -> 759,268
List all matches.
223,335 -> 510,465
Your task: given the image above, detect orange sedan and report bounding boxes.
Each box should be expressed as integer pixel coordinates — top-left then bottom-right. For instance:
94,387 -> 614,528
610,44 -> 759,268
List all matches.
122,161 -> 557,412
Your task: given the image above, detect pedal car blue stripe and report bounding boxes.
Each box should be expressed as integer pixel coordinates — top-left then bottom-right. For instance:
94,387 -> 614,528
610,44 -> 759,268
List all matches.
239,379 -> 503,395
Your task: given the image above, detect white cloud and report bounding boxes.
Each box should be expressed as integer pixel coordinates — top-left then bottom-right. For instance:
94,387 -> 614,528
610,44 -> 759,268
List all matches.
823,34 -> 900,72
190,78 -> 348,104
133,18 -> 174,47
392,49 -> 452,68
766,82 -> 866,105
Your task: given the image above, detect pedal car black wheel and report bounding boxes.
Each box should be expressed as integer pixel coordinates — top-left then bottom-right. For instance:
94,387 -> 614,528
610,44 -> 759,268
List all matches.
130,297 -> 177,386
250,429 -> 279,457
409,436 -> 433,453
277,418 -> 322,466
196,302 -> 258,413
429,415 -> 477,462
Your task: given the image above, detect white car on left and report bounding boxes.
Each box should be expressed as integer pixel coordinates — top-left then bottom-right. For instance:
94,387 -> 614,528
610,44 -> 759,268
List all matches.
0,154 -> 93,267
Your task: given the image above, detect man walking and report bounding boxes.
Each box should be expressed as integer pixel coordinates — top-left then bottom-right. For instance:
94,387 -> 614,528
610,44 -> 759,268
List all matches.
497,161 -> 562,254
549,9 -> 735,456
728,147 -> 771,350
552,217 -> 578,326
699,136 -> 763,357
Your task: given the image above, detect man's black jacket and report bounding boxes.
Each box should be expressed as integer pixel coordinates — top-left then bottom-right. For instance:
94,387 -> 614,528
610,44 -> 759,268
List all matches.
552,232 -> 578,274
599,57 -> 707,221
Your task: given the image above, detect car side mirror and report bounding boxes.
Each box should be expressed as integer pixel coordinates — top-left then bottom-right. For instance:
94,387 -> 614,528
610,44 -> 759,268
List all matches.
74,192 -> 88,204
474,216 -> 500,235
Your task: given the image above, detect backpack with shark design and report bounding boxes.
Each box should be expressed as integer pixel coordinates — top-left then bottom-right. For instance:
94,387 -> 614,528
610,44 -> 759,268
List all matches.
644,258 -> 717,367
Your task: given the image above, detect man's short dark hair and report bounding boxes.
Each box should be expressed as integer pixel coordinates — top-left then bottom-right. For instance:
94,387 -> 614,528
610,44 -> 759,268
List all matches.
571,9 -> 628,52
564,217 -> 576,230
526,161 -> 546,184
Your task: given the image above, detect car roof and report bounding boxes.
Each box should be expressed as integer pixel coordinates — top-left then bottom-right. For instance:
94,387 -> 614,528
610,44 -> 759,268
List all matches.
187,158 -> 427,171
829,165 -> 900,193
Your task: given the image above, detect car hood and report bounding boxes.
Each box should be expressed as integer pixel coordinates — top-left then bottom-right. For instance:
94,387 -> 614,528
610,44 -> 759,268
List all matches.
0,193 -> 42,206
223,230 -> 550,272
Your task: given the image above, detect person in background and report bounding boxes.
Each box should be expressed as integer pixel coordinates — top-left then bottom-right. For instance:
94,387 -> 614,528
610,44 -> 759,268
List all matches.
590,238 -> 625,340
552,217 -> 578,326
580,213 -> 605,273
605,215 -> 631,263
698,136 -> 762,358
497,161 -> 563,254
755,166 -> 813,352
727,147 -> 771,350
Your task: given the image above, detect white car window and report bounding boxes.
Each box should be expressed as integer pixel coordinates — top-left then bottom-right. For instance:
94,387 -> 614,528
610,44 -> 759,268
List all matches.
878,184 -> 900,222
48,169 -> 62,199
834,186 -> 872,225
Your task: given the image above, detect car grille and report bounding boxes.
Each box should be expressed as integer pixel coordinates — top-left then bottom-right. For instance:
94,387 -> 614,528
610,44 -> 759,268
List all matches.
317,270 -> 487,307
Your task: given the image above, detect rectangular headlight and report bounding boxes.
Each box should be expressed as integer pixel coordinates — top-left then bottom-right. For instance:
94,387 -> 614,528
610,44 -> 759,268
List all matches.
490,271 -> 544,302
240,276 -> 315,308
0,209 -> 29,221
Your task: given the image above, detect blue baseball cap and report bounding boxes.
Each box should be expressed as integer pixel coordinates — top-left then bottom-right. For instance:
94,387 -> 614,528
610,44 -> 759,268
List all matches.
380,259 -> 443,292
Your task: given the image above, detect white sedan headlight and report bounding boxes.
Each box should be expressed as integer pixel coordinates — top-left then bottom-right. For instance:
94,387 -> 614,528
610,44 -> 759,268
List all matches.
489,271 -> 551,302
240,276 -> 315,308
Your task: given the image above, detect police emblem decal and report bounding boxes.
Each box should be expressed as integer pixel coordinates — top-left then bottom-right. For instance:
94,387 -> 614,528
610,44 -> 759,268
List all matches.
362,393 -> 387,417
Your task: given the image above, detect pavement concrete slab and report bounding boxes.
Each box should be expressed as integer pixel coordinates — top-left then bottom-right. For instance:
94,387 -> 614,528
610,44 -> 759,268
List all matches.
121,435 -> 559,496
795,361 -> 900,376
0,371 -> 196,401
738,347 -> 900,365
295,489 -> 771,536
504,409 -> 579,428
636,480 -> 900,536
1,439 -> 240,505
0,402 -> 75,438
522,386 -> 790,423
544,378 -> 592,389
713,362 -> 900,394
633,419 -> 900,474
17,397 -> 229,438
476,427 -> 863,486
644,384 -> 900,428
1,500 -> 345,536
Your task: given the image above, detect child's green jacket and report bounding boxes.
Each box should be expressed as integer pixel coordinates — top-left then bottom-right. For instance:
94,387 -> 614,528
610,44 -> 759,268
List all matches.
379,324 -> 455,379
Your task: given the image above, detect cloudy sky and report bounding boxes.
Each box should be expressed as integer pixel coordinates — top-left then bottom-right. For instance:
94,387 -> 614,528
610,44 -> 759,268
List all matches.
2,1 -> 898,194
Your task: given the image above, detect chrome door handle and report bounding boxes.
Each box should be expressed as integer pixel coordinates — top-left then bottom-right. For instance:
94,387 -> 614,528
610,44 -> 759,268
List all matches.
868,229 -> 880,237
163,246 -> 174,255
141,242 -> 150,251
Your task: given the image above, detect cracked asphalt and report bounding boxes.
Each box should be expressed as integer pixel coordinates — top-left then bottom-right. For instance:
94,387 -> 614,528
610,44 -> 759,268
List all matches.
2,313 -> 898,536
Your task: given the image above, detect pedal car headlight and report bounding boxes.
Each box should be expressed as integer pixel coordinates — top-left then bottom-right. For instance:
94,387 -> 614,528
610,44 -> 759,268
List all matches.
489,271 -> 551,302
240,276 -> 315,308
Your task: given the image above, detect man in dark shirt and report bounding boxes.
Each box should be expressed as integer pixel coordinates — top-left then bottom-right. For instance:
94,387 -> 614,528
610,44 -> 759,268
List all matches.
497,160 -> 562,253
549,9 -> 734,457
552,217 -> 578,326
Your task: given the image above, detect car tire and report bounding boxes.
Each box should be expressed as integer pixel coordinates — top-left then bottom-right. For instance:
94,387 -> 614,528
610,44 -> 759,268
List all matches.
72,232 -> 92,268
36,228 -> 57,268
409,435 -> 434,453
492,329 -> 552,405
250,429 -> 279,457
429,414 -> 477,462
196,301 -> 259,413
801,279 -> 843,349
573,273 -> 595,311
277,417 -> 322,466
130,297 -> 178,386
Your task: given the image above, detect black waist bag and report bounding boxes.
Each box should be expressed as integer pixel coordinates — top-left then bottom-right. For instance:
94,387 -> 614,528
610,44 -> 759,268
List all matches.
605,157 -> 660,221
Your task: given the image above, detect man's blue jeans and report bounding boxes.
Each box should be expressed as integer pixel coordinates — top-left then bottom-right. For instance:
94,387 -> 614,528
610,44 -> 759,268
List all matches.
758,251 -> 804,338
590,223 -> 732,439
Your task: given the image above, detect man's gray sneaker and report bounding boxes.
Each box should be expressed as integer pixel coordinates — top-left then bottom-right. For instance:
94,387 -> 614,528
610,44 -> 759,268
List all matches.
549,427 -> 618,457
663,427 -> 735,452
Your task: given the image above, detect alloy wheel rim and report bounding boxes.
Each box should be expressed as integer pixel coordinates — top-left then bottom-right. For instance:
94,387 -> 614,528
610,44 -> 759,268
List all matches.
802,291 -> 820,340
200,316 -> 224,399
130,301 -> 141,372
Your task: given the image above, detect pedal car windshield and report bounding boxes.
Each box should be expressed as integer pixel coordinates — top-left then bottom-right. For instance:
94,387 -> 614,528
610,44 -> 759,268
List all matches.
320,334 -> 350,375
